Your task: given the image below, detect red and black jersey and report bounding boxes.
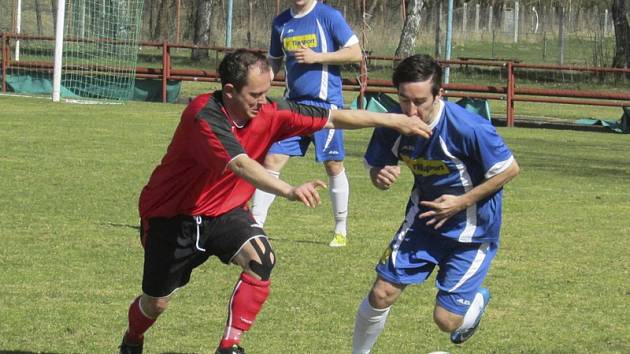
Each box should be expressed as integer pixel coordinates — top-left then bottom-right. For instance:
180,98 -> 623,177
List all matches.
139,91 -> 329,219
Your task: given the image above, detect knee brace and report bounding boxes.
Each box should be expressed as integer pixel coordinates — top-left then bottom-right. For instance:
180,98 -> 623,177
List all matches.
248,237 -> 275,281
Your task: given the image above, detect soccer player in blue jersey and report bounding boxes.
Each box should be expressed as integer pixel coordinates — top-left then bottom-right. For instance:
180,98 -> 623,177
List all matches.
351,54 -> 520,353
251,0 -> 362,247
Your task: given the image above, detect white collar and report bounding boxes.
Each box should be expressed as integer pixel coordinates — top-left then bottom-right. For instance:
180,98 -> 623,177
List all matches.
427,98 -> 444,130
291,1 -> 317,18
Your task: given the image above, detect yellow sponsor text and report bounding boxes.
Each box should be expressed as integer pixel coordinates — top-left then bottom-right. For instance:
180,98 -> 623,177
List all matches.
283,34 -> 318,51
401,155 -> 450,176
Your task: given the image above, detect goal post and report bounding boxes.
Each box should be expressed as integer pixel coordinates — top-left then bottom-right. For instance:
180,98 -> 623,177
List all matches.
52,0 -> 145,102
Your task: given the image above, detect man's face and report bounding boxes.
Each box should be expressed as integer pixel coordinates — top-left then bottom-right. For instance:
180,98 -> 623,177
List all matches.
397,78 -> 439,124
225,66 -> 271,121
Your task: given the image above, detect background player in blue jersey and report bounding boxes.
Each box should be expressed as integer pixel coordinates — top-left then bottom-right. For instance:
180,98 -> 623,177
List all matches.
251,0 -> 362,247
351,54 -> 520,353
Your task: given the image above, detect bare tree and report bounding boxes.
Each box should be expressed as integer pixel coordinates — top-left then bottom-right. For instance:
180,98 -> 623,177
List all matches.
394,0 -> 425,59
191,0 -> 214,61
35,0 -> 43,35
152,0 -> 168,40
612,0 -> 630,68
51,0 -> 57,31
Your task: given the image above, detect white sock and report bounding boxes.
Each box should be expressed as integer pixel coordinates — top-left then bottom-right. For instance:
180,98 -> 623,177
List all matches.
250,170 -> 280,227
328,168 -> 349,235
352,297 -> 391,354
456,290 -> 486,332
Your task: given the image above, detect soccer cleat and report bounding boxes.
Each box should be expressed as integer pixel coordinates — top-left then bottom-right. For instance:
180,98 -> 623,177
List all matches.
118,341 -> 143,354
450,288 -> 491,344
329,233 -> 347,247
215,344 -> 246,354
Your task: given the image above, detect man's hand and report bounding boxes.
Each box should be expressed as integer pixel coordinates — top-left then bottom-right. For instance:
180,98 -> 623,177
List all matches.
286,180 -> 327,208
293,44 -> 320,64
370,166 -> 401,190
418,194 -> 467,229
390,114 -> 432,138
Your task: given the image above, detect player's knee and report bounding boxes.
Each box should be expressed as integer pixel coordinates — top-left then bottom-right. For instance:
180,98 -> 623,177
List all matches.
247,238 -> 275,281
433,306 -> 463,332
324,160 -> 344,176
141,295 -> 170,318
264,154 -> 290,171
368,283 -> 399,309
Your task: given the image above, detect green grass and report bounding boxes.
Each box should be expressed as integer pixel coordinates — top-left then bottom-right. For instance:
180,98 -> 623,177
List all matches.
1,95 -> 630,353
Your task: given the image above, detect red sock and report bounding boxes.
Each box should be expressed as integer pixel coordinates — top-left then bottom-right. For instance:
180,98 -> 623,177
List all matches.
219,272 -> 270,348
124,296 -> 156,344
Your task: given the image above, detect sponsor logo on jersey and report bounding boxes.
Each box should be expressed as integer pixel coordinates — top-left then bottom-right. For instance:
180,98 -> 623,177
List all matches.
283,34 -> 318,51
401,155 -> 450,176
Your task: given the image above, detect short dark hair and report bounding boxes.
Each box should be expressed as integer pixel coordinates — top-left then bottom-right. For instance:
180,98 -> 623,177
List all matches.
218,49 -> 270,91
392,54 -> 442,97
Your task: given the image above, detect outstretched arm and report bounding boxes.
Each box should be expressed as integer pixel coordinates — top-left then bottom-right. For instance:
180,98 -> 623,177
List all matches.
419,160 -> 520,229
229,154 -> 326,208
326,110 -> 432,138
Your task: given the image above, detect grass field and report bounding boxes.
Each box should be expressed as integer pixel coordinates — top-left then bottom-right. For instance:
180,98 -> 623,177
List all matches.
1,95 -> 629,354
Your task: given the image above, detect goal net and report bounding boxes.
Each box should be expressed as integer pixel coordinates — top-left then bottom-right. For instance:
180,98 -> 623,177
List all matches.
58,0 -> 145,101
1,0 -> 144,102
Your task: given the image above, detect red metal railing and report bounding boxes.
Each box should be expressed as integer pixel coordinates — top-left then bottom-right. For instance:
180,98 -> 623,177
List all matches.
2,32 -> 630,128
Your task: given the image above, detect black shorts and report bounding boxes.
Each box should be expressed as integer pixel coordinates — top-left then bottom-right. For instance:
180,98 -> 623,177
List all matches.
141,207 -> 266,297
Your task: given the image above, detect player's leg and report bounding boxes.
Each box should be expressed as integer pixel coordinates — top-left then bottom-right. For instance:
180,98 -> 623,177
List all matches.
120,216 -> 212,354
208,209 -> 274,353
250,153 -> 288,226
433,241 -> 497,344
353,226 -> 435,354
324,159 -> 349,244
313,128 -> 349,246
251,136 -> 307,227
352,277 -> 405,354
120,294 -> 169,354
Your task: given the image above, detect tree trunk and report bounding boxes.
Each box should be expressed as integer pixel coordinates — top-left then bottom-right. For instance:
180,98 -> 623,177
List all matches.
35,0 -> 43,35
51,0 -> 57,32
394,0 -> 424,59
612,0 -> 630,68
368,0 -> 379,14
191,0 -> 214,61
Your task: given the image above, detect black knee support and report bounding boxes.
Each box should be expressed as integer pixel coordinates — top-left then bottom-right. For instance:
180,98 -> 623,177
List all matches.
248,237 -> 275,281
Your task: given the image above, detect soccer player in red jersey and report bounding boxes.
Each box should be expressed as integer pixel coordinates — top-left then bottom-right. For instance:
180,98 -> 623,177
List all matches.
117,49 -> 431,354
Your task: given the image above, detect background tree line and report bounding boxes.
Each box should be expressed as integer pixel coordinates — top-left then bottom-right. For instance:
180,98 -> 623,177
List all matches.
1,0 -> 628,68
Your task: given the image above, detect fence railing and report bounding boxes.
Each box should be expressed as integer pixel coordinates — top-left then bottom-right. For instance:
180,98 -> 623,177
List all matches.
2,32 -> 630,127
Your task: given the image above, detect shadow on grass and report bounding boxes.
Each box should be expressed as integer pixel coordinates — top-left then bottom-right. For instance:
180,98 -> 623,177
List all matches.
268,236 -> 329,246
106,223 -> 140,231
0,351 -> 60,354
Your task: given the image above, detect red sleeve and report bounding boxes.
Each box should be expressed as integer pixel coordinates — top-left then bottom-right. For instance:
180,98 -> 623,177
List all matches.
188,95 -> 245,170
268,99 -> 330,141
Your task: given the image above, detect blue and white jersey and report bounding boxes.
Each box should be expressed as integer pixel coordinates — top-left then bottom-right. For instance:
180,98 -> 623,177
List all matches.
364,100 -> 515,243
269,1 -> 359,108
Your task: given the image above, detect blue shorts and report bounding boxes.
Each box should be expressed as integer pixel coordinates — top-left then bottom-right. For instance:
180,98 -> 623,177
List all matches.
268,101 -> 345,162
375,227 -> 498,316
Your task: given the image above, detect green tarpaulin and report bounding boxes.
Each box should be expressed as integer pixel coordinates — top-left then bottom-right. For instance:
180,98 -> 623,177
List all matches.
3,73 -> 181,103
575,107 -> 630,134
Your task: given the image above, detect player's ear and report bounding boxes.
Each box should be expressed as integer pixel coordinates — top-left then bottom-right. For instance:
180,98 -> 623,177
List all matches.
224,83 -> 236,99
437,87 -> 444,99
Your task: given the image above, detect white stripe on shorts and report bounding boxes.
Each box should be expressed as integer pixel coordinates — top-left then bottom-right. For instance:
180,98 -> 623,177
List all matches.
448,242 -> 490,292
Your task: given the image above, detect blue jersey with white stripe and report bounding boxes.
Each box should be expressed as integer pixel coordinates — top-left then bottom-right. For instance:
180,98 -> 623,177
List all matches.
365,100 -> 514,243
269,1 -> 358,107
